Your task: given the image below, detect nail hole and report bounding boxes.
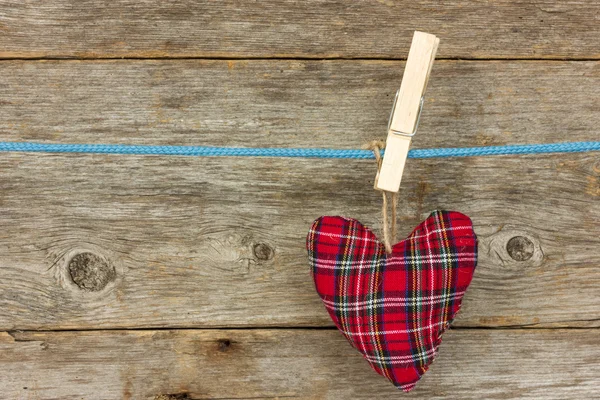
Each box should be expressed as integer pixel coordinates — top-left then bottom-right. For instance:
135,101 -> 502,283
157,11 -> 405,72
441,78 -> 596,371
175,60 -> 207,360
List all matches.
217,338 -> 231,352
154,394 -> 190,400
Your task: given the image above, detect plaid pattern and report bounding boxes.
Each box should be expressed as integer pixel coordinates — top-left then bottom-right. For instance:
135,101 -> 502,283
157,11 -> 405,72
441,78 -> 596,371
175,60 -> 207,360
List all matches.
307,210 -> 477,391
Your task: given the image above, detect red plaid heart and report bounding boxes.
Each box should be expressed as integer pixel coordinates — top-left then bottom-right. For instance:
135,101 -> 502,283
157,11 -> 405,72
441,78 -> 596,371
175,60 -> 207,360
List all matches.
307,210 -> 477,391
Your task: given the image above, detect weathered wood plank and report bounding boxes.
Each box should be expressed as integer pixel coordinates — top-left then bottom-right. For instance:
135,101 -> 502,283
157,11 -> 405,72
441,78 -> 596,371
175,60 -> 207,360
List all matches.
1,328 -> 598,399
0,1 -> 599,59
1,60 -> 599,148
0,152 -> 598,330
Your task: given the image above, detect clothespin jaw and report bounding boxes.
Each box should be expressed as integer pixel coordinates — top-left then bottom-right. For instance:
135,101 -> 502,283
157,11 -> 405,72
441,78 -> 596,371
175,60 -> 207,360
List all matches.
375,31 -> 439,193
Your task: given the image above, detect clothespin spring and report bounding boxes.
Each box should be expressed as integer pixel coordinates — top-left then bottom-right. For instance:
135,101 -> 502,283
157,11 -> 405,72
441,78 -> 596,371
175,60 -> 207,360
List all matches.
387,92 -> 425,138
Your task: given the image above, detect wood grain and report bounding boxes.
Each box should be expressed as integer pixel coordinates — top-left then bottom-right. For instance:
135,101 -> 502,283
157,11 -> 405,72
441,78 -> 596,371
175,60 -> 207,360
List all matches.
1,328 -> 598,399
0,152 -> 598,330
1,60 -> 599,149
1,2 -> 598,398
0,1 -> 599,59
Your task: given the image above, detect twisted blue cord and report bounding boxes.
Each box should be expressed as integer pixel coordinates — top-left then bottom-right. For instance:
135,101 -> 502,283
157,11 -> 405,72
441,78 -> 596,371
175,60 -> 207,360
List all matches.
0,141 -> 598,159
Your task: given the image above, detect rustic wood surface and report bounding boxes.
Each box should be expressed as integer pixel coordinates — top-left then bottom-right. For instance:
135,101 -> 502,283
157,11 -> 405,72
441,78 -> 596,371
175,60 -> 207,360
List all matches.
0,1 -> 599,59
1,60 -> 599,148
1,329 -> 598,399
1,0 -> 599,398
0,152 -> 598,330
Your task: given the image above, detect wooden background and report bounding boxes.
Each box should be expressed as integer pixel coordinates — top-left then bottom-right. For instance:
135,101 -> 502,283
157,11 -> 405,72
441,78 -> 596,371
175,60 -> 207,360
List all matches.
0,1 -> 599,399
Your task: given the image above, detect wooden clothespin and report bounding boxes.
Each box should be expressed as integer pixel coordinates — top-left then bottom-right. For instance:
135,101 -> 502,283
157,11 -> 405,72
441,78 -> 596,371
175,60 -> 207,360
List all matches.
375,31 -> 439,193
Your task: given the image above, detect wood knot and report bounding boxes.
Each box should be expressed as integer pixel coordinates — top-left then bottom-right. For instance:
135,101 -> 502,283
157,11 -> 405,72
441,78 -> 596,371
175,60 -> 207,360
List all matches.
253,243 -> 274,261
68,252 -> 116,291
506,236 -> 534,261
479,228 -> 544,271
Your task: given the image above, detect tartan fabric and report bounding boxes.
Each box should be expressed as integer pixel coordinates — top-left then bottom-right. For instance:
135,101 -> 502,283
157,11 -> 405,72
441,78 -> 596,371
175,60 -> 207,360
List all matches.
307,210 -> 477,392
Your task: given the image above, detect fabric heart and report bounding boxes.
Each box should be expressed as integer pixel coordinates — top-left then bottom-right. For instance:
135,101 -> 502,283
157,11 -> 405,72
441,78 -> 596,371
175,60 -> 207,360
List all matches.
307,210 -> 477,391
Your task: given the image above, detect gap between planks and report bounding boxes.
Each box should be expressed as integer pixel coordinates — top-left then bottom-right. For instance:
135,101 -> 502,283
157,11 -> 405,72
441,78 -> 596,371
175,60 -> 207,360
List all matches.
3,56 -> 600,62
5,323 -> 600,337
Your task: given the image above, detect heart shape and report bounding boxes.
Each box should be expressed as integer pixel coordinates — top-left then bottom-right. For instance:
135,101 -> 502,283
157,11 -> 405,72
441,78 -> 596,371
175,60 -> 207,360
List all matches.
307,210 -> 477,391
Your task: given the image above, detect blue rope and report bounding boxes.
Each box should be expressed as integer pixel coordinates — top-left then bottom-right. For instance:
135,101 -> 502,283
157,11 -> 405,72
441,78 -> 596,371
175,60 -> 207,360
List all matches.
0,141 -> 598,159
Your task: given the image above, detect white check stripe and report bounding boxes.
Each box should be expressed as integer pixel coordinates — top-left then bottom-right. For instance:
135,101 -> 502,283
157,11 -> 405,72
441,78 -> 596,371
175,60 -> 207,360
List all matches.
314,230 -> 380,244
334,319 -> 448,335
309,254 -> 477,270
354,224 -> 369,356
321,291 -> 466,311
401,382 -> 418,391
364,347 -> 437,363
309,224 -> 473,245
424,219 -> 436,348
